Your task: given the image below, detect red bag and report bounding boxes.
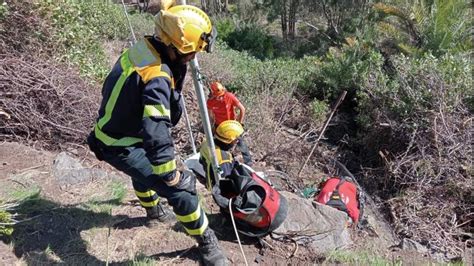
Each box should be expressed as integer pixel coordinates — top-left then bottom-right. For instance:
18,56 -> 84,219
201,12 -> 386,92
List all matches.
316,176 -> 360,224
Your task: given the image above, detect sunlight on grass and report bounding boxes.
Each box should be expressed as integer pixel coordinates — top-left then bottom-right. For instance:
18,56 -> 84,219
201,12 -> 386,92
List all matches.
110,181 -> 127,203
131,253 -> 157,266
7,186 -> 41,201
324,250 -> 402,265
83,181 -> 127,213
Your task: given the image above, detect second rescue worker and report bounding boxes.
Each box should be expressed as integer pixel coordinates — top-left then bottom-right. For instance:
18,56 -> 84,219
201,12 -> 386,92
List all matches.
207,81 -> 253,166
87,4 -> 226,265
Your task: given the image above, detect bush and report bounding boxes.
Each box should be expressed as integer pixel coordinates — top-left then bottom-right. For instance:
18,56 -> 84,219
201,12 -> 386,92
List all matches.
355,52 -> 472,257
214,17 -> 236,42
36,0 -> 154,81
223,23 -> 276,60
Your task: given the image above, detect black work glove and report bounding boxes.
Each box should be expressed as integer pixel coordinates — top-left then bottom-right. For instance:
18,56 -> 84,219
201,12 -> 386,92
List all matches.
174,170 -> 197,195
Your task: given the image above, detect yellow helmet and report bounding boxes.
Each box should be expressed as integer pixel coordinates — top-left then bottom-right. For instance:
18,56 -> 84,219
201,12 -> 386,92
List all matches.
215,120 -> 244,144
154,5 -> 217,54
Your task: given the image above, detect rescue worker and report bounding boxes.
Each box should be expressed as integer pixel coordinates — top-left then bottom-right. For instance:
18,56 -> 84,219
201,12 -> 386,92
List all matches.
86,4 -> 226,265
199,120 -> 244,189
315,176 -> 361,225
206,81 -> 253,166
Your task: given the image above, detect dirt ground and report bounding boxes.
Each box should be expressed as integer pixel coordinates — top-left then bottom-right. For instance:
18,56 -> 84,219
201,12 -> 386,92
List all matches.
1,141 -> 456,265
0,142 -> 323,265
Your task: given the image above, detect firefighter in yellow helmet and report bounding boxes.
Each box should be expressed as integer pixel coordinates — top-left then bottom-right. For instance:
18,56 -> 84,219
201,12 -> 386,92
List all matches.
87,4 -> 226,265
199,120 -> 244,190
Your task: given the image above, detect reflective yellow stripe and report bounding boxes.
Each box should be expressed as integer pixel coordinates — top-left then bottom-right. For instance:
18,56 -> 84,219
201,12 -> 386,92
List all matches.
135,66 -> 171,83
216,150 -> 232,164
184,216 -> 209,236
94,125 -> 142,146
152,159 -> 176,175
176,204 -> 202,223
143,104 -> 170,118
97,52 -> 134,129
135,190 -> 156,198
140,198 -> 160,207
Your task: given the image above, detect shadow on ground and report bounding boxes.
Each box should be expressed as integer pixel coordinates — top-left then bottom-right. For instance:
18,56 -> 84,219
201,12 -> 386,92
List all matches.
1,193 -> 129,265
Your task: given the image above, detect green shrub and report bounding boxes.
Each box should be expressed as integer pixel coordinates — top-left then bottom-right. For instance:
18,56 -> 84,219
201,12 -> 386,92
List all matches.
214,17 -> 236,42
0,1 -> 9,19
224,24 -> 276,60
310,99 -> 329,123
0,207 -> 14,236
36,0 -> 154,81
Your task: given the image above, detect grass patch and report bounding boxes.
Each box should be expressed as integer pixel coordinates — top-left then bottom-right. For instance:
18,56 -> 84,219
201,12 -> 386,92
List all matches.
83,181 -> 127,213
323,250 -> 402,265
130,253 -> 158,266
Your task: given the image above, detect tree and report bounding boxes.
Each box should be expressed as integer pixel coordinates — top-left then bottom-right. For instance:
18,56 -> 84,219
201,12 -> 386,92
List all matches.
266,0 -> 301,40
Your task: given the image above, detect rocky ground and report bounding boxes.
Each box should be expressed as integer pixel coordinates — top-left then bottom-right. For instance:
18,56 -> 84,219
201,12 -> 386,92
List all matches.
1,141 -> 454,265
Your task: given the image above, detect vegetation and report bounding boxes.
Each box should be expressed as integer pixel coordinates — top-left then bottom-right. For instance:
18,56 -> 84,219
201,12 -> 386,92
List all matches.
36,0 -> 154,80
0,0 -> 471,261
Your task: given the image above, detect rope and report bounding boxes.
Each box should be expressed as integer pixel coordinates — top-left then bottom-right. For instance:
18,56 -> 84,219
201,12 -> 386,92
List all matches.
120,0 -> 137,44
228,198 -> 249,266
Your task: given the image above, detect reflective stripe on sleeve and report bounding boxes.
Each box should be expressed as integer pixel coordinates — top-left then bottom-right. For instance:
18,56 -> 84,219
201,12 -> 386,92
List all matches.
143,104 -> 171,119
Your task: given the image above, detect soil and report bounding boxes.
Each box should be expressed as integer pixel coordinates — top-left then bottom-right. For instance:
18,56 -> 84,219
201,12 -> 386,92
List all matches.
0,141 -> 444,265
0,142 -> 320,265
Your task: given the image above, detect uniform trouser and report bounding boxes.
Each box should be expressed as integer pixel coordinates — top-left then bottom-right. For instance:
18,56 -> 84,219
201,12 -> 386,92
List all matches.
236,136 -> 252,166
101,146 -> 208,236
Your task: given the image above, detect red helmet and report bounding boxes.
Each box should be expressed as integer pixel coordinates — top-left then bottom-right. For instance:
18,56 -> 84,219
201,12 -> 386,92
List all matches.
210,81 -> 225,96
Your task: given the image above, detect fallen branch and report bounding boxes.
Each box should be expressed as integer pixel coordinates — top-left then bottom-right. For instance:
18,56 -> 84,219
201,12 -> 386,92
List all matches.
298,91 -> 347,177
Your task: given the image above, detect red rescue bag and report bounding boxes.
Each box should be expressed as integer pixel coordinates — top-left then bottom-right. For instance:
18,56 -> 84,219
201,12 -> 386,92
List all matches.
212,164 -> 288,237
315,176 -> 360,224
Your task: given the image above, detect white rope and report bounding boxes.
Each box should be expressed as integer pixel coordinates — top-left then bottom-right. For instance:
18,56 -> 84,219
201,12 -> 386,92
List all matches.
120,0 -> 137,44
228,198 -> 249,266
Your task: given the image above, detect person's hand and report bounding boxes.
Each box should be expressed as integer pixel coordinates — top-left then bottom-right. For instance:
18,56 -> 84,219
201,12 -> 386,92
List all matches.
174,170 -> 197,195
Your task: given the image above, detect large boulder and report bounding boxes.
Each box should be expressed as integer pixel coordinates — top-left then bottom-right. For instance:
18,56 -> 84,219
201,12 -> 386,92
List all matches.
272,191 -> 352,253
52,152 -> 119,185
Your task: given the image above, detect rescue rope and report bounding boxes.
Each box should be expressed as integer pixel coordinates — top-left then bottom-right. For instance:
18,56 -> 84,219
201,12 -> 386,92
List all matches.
120,0 -> 137,44
229,198 -> 249,266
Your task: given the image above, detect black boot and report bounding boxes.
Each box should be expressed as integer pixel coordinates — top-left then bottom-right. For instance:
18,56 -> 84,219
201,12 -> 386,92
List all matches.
195,228 -> 227,266
145,203 -> 174,227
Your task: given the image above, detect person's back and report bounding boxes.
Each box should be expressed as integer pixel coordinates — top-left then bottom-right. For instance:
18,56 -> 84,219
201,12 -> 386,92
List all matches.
95,37 -> 186,145
87,4 -> 226,265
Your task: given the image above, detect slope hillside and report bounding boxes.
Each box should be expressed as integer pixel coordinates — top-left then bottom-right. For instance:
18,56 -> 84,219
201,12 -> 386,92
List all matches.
1,0 -> 472,265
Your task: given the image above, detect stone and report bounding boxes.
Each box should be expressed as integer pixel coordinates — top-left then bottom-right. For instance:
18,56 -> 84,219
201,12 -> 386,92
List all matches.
52,152 -> 109,185
272,191 -> 352,254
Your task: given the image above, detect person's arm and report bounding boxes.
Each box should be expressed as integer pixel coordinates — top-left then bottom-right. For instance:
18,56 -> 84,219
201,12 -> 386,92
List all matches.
230,94 -> 246,124
142,74 -> 178,184
206,99 -> 216,130
207,105 -> 216,127
235,101 -> 246,124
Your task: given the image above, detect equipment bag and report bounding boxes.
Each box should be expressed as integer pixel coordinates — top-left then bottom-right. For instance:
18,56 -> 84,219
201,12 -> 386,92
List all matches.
212,164 -> 288,237
315,176 -> 361,224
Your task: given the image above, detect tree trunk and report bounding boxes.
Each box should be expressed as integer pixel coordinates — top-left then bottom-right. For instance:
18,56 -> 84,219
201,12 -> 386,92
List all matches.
201,0 -> 207,13
288,0 -> 299,39
281,0 -> 288,40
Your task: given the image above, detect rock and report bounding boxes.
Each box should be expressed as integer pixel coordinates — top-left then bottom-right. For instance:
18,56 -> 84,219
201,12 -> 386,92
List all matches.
401,238 -> 429,253
272,191 -> 352,254
52,152 -> 109,185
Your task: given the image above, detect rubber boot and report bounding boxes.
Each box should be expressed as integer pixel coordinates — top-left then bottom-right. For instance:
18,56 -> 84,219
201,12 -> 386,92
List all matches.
145,203 -> 174,227
194,228 -> 227,266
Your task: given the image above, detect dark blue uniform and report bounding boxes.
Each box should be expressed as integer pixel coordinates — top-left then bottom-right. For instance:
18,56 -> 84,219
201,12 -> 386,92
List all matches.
88,36 -> 208,236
